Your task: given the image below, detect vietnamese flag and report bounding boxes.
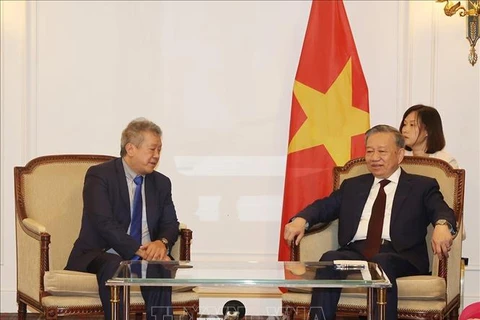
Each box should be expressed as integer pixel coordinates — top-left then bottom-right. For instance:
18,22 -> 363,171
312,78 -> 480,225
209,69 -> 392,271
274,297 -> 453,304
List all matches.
278,0 -> 370,261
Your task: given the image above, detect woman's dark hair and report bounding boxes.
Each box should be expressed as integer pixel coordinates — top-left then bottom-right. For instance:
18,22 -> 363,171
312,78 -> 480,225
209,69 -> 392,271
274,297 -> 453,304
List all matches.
399,104 -> 446,153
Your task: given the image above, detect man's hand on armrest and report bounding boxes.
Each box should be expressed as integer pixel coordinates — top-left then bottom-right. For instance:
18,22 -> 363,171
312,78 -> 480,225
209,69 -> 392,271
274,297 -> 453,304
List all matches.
431,224 -> 453,259
284,217 -> 307,246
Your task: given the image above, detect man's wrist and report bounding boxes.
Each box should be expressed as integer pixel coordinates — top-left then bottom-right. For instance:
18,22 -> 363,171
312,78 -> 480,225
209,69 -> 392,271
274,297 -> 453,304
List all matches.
435,219 -> 456,236
160,238 -> 170,253
292,217 -> 309,230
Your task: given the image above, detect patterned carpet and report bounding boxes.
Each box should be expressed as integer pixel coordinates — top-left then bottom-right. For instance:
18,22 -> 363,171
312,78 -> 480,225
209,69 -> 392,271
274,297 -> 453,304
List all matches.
0,314 -> 357,320
0,316 -> 102,319
0,315 -> 105,320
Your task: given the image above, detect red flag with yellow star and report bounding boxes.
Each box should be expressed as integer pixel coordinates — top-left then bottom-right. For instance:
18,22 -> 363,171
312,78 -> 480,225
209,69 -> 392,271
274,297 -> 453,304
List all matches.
278,0 -> 370,261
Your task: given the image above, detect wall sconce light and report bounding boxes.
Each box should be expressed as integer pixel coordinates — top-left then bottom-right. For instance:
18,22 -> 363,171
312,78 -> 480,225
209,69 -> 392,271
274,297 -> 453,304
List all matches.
437,0 -> 480,66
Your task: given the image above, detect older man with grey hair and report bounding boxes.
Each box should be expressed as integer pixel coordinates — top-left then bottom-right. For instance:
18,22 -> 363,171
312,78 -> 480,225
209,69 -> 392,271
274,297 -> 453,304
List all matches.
284,124 -> 456,320
66,118 -> 179,320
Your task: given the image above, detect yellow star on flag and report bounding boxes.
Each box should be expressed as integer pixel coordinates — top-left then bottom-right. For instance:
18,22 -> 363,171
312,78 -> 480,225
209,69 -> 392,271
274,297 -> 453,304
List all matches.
288,59 -> 369,166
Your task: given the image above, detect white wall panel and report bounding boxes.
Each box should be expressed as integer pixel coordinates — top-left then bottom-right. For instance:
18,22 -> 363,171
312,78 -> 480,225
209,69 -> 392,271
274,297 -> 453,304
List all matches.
346,1 -> 405,127
0,0 -> 29,312
433,2 -> 480,306
408,1 -> 437,105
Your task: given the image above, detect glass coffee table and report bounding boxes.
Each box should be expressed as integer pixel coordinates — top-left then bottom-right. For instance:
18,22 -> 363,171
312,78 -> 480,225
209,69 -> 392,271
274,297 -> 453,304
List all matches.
106,260 -> 391,320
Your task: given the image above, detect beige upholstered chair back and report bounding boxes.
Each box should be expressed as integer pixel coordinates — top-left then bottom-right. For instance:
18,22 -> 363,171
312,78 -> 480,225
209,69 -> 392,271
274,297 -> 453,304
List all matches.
15,155 -> 114,272
297,156 -> 465,277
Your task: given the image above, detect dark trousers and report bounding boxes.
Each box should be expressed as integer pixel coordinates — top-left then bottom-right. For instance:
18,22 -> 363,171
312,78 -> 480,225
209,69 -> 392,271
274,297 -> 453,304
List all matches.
87,253 -> 172,320
309,241 -> 420,320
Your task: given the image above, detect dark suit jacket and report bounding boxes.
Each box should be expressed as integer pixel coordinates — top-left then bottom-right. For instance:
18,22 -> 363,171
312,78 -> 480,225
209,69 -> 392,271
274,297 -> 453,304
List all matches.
295,169 -> 456,273
65,158 -> 179,272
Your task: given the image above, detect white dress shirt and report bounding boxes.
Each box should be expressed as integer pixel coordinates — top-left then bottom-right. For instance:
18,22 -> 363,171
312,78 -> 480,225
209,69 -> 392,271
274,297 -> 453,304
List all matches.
352,167 -> 402,242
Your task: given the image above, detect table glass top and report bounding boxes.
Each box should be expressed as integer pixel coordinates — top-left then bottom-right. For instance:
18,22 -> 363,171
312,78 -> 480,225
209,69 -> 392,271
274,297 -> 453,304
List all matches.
107,260 -> 391,288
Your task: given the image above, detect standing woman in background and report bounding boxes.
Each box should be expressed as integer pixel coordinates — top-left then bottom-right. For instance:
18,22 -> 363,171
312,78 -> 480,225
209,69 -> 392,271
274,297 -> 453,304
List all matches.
400,104 -> 459,169
400,105 -> 465,240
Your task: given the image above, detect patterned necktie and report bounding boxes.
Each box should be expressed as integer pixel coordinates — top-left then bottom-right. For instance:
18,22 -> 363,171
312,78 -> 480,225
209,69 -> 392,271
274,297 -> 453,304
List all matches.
130,175 -> 143,245
363,179 -> 391,260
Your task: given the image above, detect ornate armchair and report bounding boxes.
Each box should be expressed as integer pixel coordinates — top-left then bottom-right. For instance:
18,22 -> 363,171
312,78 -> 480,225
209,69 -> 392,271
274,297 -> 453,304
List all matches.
282,156 -> 465,320
15,154 -> 198,319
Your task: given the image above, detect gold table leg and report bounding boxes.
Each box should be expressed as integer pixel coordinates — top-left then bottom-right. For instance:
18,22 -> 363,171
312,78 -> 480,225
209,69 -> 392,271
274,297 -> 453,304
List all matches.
366,288 -> 374,320
377,287 -> 387,320
123,286 -> 131,320
110,286 -> 120,320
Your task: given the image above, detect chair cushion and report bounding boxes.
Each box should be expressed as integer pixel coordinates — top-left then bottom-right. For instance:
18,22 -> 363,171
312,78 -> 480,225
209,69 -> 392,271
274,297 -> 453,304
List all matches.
42,291 -> 199,307
44,270 -> 194,297
45,270 -> 101,297
287,275 -> 445,300
282,291 -> 446,312
397,275 -> 446,300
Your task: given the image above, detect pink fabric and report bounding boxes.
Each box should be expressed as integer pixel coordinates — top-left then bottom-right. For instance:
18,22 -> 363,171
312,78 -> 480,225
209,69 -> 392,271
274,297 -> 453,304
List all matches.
460,302 -> 480,320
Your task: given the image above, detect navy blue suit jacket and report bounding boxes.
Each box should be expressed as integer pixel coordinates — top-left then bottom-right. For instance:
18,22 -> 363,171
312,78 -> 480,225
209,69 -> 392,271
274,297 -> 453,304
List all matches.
66,158 -> 179,271
295,169 -> 456,273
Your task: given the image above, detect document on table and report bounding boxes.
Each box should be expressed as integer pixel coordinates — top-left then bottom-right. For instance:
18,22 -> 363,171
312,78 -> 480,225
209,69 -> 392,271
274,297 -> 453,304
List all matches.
333,260 -> 371,280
